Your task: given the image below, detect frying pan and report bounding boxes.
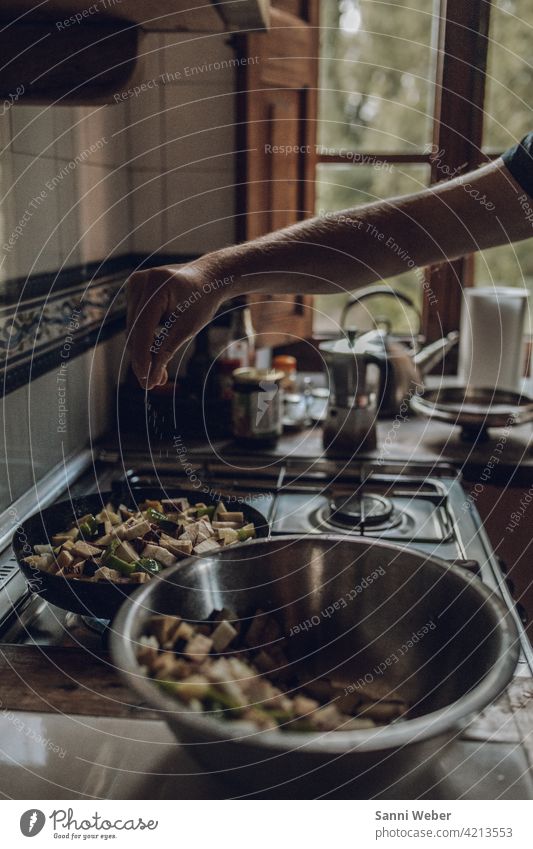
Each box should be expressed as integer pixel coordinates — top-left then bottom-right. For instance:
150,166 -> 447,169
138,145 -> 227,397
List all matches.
13,488 -> 270,621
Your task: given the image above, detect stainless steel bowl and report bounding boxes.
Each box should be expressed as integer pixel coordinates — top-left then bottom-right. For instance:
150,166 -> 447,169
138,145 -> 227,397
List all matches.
110,536 -> 519,796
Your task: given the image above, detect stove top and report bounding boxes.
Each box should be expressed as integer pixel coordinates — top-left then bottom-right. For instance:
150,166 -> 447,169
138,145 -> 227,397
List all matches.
0,446 -> 532,799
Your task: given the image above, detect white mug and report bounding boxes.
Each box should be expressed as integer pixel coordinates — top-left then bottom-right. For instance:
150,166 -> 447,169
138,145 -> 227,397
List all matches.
458,287 -> 529,391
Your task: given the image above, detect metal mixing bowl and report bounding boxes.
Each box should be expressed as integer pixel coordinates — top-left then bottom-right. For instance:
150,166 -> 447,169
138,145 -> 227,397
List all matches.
110,536 -> 519,796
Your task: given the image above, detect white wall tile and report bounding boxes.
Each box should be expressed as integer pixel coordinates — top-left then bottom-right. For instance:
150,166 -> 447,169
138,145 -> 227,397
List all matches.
53,106 -> 76,161
163,87 -> 236,173
8,153 -> 62,277
77,164 -> 131,264
130,171 -> 165,255
162,169 -> 236,254
10,105 -> 56,158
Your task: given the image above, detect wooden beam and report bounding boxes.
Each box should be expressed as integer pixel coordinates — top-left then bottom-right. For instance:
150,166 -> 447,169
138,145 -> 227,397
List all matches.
424,0 -> 491,343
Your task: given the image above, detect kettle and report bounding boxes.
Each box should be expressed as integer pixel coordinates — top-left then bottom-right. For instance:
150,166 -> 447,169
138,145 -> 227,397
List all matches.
319,330 -> 382,454
339,285 -> 459,417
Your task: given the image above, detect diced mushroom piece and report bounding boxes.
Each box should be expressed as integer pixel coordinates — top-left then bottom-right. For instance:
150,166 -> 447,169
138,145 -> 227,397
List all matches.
34,544 -> 53,555
179,521 -> 204,546
71,540 -> 101,559
175,621 -> 195,643
215,501 -> 227,515
93,566 -> 122,581
212,521 -> 240,530
293,695 -> 320,717
52,528 -> 79,545
151,654 -> 188,679
311,704 -> 346,731
211,620 -> 238,652
137,637 -> 158,665
148,615 -> 182,645
183,633 -> 213,663
218,528 -> 239,546
24,554 -> 56,573
129,571 -> 151,584
164,675 -> 211,702
243,609 -> 267,647
118,518 -> 152,541
193,539 -> 221,555
161,497 -> 189,512
115,539 -> 139,563
158,534 -> 193,557
119,504 -> 134,520
142,543 -> 177,568
240,708 -> 278,731
96,508 -> 121,525
56,549 -> 74,570
221,511 -> 244,523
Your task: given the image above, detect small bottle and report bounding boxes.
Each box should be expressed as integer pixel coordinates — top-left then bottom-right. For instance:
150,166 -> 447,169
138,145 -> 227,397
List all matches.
217,300 -> 256,400
272,354 -> 297,392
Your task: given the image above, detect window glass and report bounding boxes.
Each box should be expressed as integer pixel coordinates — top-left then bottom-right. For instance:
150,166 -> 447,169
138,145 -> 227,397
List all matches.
314,163 -> 429,334
483,0 -> 533,151
318,0 -> 437,153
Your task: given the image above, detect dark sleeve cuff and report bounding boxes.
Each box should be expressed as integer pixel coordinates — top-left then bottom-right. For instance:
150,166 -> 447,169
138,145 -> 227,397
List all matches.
502,132 -> 533,199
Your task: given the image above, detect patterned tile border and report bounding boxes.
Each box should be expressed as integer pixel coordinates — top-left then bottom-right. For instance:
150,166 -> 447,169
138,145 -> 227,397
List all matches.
0,253 -> 195,397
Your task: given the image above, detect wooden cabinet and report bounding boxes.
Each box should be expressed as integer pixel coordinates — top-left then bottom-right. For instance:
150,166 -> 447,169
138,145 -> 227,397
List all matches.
238,1 -> 318,347
0,1 -> 270,103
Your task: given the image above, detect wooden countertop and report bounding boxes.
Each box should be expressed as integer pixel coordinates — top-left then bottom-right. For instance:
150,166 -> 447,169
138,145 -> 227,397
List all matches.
0,645 -> 156,719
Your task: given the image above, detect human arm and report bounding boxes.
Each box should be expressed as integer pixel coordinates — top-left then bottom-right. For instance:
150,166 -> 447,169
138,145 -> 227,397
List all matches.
128,154 -> 531,389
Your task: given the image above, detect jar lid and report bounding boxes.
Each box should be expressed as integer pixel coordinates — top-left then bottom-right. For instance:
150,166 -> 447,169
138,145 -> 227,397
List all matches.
232,367 -> 285,386
272,355 -> 297,371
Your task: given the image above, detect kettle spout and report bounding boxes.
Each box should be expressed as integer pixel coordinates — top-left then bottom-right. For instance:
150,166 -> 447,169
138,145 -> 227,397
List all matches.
413,331 -> 459,375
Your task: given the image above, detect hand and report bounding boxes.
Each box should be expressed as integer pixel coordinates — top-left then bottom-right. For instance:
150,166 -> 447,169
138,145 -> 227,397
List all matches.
126,260 -> 228,389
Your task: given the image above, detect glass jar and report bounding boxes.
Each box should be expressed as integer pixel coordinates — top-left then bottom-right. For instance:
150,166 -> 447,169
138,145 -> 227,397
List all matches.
231,368 -> 284,446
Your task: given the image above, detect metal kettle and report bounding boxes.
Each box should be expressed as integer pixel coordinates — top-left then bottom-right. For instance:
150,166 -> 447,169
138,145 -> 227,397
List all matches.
340,285 -> 459,417
319,330 -> 382,454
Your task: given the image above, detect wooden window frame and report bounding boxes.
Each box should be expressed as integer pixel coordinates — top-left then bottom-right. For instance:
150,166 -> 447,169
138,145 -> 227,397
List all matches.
317,0 -> 494,343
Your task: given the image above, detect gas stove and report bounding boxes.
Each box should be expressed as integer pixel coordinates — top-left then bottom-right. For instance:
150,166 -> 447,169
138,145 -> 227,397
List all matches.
0,450 -> 529,660
0,445 -> 532,799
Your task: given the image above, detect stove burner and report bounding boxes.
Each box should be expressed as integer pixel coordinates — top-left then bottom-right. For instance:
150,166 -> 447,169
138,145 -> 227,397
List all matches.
328,492 -> 395,529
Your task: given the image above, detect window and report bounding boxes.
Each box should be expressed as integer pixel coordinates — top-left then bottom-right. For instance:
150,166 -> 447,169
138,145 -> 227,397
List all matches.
314,0 -> 533,340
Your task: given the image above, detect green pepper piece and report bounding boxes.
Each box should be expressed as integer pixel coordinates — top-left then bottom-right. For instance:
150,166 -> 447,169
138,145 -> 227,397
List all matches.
135,557 -> 163,576
106,554 -> 136,575
145,508 -> 179,533
204,686 -> 242,714
79,515 -> 98,538
196,506 -> 215,520
237,527 -> 256,542
101,537 -> 120,566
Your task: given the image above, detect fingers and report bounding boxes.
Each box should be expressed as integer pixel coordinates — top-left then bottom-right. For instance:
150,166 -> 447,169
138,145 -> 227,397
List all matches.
149,317 -> 197,387
128,277 -> 167,388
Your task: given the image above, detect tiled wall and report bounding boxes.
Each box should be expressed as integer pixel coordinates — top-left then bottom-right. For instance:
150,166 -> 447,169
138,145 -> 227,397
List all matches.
129,30 -> 238,256
0,31 -> 240,510
0,30 -> 239,281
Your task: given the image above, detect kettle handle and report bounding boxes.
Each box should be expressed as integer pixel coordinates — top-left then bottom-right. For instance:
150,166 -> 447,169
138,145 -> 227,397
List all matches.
340,285 -> 422,334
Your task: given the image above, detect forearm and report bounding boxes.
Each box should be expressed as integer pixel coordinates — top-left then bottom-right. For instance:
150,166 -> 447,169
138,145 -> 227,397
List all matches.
197,159 -> 531,297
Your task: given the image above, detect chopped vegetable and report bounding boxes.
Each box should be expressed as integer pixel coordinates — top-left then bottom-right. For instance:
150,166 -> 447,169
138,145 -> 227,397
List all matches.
26,498 -> 257,584
135,557 -> 163,576
139,606 -> 412,734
